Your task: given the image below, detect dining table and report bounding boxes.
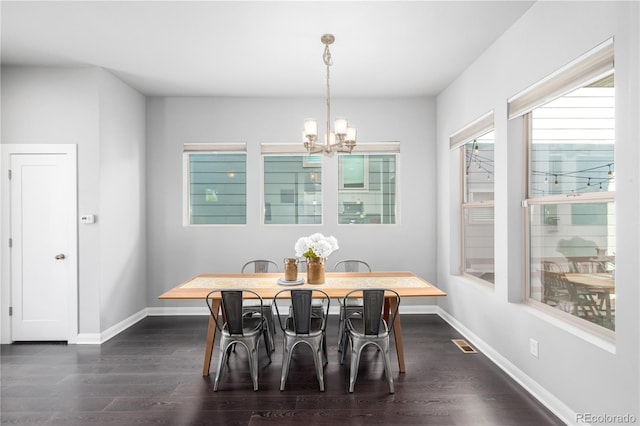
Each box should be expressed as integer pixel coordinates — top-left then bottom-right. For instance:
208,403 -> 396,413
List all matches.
158,271 -> 446,376
564,272 -> 615,329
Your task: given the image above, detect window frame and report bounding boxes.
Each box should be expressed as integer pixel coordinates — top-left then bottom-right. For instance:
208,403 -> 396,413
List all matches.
512,40 -> 616,338
183,143 -> 247,226
337,143 -> 401,226
260,143 -> 324,226
451,112 -> 495,285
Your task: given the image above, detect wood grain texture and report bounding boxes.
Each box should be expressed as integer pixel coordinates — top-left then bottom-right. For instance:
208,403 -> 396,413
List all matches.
1,315 -> 563,426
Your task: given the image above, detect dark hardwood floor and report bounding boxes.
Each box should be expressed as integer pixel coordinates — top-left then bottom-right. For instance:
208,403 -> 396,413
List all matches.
1,315 -> 564,425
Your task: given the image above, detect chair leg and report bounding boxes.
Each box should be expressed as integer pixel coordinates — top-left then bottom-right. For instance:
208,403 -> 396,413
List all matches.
280,338 -> 293,391
262,324 -> 273,362
348,340 -> 365,393
337,305 -> 345,351
246,341 -> 259,392
380,339 -> 394,394
214,339 -> 231,392
340,332 -> 350,365
310,339 -> 325,392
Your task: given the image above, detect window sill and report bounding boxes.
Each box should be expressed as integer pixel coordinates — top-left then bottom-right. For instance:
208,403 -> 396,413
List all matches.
522,300 -> 615,354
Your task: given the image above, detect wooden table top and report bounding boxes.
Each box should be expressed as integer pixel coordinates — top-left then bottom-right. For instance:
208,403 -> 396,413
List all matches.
159,271 -> 446,300
564,272 -> 615,290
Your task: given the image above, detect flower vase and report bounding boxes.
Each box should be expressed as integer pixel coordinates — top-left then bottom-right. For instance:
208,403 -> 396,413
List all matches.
306,257 -> 325,284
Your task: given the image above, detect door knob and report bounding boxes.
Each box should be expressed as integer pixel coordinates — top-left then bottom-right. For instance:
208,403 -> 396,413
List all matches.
55,254 -> 66,260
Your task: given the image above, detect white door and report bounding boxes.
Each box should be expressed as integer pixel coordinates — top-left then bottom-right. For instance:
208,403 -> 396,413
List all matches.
10,152 -> 76,341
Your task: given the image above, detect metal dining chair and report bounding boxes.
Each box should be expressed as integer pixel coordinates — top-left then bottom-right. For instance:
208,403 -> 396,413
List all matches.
273,288 -> 331,391
340,288 -> 400,394
240,260 -> 279,352
241,260 -> 280,273
333,260 -> 372,352
205,289 -> 272,391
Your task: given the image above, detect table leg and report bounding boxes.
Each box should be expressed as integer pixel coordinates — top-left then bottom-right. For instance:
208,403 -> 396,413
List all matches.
604,291 -> 612,329
202,299 -> 220,376
387,297 -> 405,373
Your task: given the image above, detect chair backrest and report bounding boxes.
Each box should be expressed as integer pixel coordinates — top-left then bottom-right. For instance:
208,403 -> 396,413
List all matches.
542,271 -> 577,298
241,259 -> 279,273
344,289 -> 400,336
333,259 -> 371,272
274,289 -> 330,334
571,260 -> 605,273
205,289 -> 263,335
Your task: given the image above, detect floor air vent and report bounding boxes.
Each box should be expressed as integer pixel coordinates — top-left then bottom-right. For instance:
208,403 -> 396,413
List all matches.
452,339 -> 477,354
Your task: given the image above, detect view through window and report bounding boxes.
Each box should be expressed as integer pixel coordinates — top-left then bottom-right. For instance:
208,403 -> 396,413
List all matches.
527,73 -> 615,331
263,155 -> 322,224
462,130 -> 495,283
186,150 -> 247,225
338,154 -> 397,224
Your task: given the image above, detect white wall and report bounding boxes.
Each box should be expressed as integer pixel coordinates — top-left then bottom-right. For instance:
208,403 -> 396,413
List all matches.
97,69 -> 147,330
0,66 -> 146,337
146,96 -> 437,308
436,1 -> 639,422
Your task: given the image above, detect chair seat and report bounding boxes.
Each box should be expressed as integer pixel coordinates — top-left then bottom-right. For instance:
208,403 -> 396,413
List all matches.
284,317 -> 324,337
226,316 -> 263,337
243,304 -> 275,352
345,317 -> 388,338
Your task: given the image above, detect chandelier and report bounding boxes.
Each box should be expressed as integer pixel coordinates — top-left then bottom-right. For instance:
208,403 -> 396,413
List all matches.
303,34 -> 357,156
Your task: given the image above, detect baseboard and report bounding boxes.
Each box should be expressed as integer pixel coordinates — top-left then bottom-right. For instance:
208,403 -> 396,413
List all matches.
436,307 -> 575,425
146,306 -> 209,316
76,308 -> 148,344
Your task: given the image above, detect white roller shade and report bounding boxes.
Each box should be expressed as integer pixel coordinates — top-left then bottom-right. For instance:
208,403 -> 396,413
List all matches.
183,143 -> 246,153
349,142 -> 400,154
260,142 -> 400,154
260,143 -> 310,154
450,111 -> 494,150
508,38 -> 614,119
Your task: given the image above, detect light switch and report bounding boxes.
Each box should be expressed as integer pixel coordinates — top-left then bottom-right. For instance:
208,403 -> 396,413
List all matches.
80,214 -> 95,224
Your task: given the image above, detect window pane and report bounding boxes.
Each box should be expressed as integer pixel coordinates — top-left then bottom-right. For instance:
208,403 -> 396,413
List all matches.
189,153 -> 246,224
462,206 -> 495,283
464,130 -> 495,202
530,74 -> 615,197
338,154 -> 396,224
263,155 -> 322,224
529,202 -> 615,331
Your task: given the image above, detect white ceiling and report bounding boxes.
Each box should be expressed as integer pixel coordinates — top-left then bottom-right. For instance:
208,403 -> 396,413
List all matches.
1,1 -> 534,97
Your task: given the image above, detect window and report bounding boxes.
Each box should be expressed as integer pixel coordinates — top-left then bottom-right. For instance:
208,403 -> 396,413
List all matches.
509,39 -> 615,332
451,113 -> 495,284
262,144 -> 322,224
184,143 -> 247,225
338,144 -> 399,225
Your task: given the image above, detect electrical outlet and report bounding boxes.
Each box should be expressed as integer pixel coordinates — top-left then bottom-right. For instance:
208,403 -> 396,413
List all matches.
529,338 -> 539,358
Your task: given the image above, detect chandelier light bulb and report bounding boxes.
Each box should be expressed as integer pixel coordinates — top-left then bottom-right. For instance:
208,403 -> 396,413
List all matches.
334,118 -> 348,136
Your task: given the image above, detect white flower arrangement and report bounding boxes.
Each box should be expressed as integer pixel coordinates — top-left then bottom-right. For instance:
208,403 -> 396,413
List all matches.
294,233 -> 339,259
